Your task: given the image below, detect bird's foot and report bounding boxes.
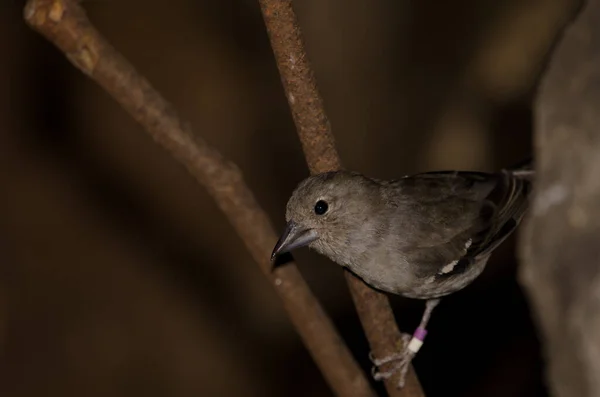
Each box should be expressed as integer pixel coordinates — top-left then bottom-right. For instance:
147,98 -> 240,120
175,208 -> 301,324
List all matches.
369,329 -> 426,389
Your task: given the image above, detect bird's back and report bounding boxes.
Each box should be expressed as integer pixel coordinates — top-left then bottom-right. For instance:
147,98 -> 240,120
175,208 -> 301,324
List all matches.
358,169 -> 532,299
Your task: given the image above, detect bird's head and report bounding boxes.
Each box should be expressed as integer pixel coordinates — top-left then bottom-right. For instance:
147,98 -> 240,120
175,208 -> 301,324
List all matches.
271,171 -> 382,263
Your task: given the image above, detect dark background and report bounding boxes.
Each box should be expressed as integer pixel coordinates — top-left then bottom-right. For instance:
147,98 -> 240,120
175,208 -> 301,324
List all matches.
2,0 -> 575,396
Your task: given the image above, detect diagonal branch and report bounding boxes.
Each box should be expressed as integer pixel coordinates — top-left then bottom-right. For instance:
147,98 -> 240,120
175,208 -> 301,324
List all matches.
23,0 -> 375,396
258,1 -> 424,396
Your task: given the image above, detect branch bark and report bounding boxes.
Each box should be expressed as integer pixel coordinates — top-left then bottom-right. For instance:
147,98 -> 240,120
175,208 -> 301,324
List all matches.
23,1 -> 375,396
519,1 -> 600,396
258,1 -> 424,396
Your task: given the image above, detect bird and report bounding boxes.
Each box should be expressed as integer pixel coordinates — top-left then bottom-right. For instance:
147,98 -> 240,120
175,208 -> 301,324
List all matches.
271,159 -> 533,388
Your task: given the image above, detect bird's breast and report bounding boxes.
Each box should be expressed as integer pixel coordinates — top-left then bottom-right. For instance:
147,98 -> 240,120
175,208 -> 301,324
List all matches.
343,247 -> 417,295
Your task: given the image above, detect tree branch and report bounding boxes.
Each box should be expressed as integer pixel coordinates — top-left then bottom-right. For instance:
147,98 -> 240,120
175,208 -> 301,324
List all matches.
23,1 -> 375,396
257,1 -> 424,396
519,0 -> 600,396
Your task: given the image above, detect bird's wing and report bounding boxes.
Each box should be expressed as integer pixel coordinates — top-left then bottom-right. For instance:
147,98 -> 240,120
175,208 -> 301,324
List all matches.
388,169 -> 531,278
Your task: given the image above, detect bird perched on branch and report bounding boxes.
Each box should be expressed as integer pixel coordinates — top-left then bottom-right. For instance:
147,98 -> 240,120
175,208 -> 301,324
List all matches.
271,160 -> 533,388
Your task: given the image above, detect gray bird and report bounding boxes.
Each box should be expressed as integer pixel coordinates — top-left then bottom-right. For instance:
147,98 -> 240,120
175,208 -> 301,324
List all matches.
271,161 -> 533,388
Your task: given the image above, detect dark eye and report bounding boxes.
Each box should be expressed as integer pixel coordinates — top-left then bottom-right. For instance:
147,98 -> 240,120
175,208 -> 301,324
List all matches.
314,200 -> 328,215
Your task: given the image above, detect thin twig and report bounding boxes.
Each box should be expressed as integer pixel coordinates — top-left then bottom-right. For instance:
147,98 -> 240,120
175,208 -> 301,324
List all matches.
257,1 -> 424,396
23,1 -> 375,396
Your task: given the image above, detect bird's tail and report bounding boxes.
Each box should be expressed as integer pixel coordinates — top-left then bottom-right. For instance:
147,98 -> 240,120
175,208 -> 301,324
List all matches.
503,156 -> 534,180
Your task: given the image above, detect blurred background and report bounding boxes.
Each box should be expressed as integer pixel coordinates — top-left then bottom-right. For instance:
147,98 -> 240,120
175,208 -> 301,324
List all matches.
1,0 -> 578,396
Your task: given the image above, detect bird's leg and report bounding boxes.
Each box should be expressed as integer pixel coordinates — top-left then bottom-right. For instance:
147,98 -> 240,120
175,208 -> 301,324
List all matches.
370,298 -> 440,388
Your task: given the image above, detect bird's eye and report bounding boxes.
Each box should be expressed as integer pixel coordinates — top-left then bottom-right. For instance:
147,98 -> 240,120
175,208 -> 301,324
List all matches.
314,200 -> 328,215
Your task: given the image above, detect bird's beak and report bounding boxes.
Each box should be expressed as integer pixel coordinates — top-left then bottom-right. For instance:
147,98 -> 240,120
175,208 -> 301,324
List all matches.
271,221 -> 318,262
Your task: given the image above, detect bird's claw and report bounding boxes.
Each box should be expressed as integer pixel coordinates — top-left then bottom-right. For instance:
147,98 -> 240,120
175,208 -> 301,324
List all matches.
368,351 -> 401,366
369,334 -> 417,389
371,363 -> 398,381
401,332 -> 412,346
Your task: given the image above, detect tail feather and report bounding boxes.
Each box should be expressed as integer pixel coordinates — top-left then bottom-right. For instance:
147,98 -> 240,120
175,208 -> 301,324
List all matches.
503,157 -> 534,180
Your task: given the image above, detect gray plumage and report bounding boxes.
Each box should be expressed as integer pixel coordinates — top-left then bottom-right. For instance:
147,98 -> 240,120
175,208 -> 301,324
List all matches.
274,166 -> 532,299
272,161 -> 533,388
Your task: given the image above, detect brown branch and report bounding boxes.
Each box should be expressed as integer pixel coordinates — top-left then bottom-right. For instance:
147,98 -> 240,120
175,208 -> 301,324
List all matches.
258,1 -> 424,396
519,1 -> 600,396
23,1 -> 375,396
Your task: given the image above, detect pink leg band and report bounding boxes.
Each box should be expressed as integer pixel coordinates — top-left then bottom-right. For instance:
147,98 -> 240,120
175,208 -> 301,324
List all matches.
413,327 -> 428,341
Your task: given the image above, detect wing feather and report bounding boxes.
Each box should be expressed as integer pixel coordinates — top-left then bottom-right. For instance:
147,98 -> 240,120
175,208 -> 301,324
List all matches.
390,168 -> 532,278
